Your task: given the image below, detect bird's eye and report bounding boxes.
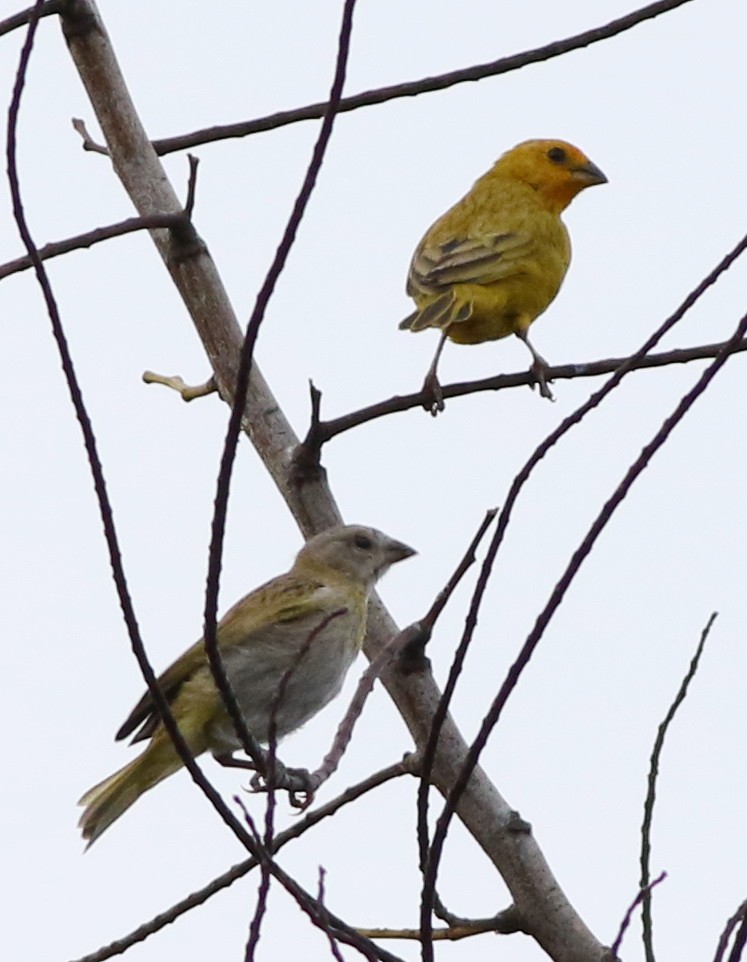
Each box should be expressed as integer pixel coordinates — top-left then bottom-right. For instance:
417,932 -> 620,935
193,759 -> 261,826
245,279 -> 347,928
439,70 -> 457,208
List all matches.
547,147 -> 567,164
353,533 -> 373,550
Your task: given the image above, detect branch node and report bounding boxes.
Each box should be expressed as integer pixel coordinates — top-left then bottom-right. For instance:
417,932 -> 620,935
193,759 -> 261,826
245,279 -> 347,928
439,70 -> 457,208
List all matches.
184,154 -> 199,219
142,370 -> 217,401
293,380 -> 328,483
396,621 -> 432,673
71,116 -> 109,155
506,809 -> 531,835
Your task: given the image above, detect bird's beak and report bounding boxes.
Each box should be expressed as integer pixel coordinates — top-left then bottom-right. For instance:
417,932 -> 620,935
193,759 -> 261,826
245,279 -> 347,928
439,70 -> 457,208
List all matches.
386,539 -> 417,564
572,160 -> 608,186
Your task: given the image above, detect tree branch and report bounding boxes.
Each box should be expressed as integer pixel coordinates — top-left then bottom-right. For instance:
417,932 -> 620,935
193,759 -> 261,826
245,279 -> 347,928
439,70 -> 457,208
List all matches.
0,212 -> 188,280
58,2 -> 610,959
148,0 -> 697,156
66,760 -> 410,962
640,614 -> 717,961
299,336 -> 747,460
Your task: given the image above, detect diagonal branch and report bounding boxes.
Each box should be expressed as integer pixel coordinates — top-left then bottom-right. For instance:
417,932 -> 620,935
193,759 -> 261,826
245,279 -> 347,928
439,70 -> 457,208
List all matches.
8,0 -> 257,857
58,2 -> 609,959
67,760 -> 409,962
423,309 -> 747,943
0,213 -> 188,280
147,0 -> 696,156
198,0 -> 357,795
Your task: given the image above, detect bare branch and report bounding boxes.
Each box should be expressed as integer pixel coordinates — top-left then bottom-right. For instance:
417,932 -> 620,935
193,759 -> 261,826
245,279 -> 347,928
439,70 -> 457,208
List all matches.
0,213 -> 187,280
197,0 -> 357,789
67,761 -> 408,962
8,0 -> 257,854
0,0 -> 61,39
714,901 -> 747,962
300,336 -> 747,456
356,906 -> 521,942
148,0 -> 697,156
611,873 -> 667,958
311,513 -> 495,792
318,868 -> 347,962
229,798 -> 404,962
72,115 -> 109,153
184,153 -> 199,217
307,623 -> 422,793
417,508 -> 497,639
641,613 -> 717,961
425,310 -> 747,942
60,2 -> 610,958
142,371 -> 217,401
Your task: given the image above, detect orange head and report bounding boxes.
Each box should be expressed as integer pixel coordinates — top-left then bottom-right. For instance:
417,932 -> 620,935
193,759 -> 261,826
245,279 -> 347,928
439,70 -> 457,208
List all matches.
491,139 -> 607,213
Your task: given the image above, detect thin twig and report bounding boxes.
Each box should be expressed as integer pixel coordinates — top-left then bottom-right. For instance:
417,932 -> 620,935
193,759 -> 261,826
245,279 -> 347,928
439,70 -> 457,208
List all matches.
318,868 -> 347,962
714,901 -> 747,962
418,508 -> 497,639
240,800 -> 270,962
641,613 -> 717,962
72,116 -> 109,154
611,872 -> 667,957
67,760 -> 408,962
728,916 -> 747,962
313,509 -> 495,794
198,0 -> 357,790
0,213 -> 187,280
184,154 -> 199,218
149,0 -> 696,156
7,0 -> 257,854
142,371 -> 217,401
410,228 -> 747,950
357,914 -> 519,942
423,310 -> 747,946
0,0 -> 62,39
258,609 -> 347,808
301,336 -> 747,455
230,800 -> 401,962
308,623 -> 422,792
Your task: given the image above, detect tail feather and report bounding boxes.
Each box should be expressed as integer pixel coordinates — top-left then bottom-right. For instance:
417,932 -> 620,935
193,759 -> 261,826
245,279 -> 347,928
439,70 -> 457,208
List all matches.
78,738 -> 184,847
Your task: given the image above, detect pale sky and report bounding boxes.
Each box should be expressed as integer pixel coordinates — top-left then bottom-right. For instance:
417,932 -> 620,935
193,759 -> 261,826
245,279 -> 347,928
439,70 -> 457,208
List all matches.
2,1 -> 746,961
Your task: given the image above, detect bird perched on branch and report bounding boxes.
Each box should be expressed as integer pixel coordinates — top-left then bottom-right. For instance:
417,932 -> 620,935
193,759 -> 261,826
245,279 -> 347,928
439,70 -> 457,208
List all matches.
400,139 -> 607,413
78,524 -> 415,846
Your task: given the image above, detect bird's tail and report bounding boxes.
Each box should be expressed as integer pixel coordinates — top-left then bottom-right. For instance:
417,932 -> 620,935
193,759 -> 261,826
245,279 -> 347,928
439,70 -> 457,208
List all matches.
399,291 -> 467,332
78,733 -> 196,847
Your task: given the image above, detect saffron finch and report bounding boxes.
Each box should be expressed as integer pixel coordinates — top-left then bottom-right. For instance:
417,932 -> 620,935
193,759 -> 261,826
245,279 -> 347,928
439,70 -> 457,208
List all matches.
78,524 -> 415,845
400,139 -> 607,413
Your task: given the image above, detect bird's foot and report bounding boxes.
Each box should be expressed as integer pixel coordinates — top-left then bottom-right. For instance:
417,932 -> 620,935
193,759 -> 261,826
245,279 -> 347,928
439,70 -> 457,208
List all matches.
529,359 -> 554,402
421,370 -> 445,416
250,761 -> 318,811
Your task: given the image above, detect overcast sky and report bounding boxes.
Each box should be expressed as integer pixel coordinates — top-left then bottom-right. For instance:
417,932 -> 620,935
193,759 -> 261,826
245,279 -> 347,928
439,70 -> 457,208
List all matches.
2,1 -> 746,961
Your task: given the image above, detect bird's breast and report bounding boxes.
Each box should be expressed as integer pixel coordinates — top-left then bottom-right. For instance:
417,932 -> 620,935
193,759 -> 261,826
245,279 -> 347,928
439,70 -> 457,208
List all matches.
206,603 -> 365,751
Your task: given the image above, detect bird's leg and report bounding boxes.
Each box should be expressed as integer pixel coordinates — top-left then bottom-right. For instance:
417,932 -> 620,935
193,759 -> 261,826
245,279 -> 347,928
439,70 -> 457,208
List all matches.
421,329 -> 448,416
516,329 -> 554,401
215,751 -> 259,771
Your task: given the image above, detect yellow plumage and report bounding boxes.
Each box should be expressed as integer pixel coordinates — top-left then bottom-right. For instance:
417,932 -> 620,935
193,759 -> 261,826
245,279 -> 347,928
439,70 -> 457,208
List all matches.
400,139 -> 607,411
78,525 -> 415,845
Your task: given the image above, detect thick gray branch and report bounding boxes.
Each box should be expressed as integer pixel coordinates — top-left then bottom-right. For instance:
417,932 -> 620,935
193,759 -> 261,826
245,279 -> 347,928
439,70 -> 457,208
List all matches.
59,2 -> 608,959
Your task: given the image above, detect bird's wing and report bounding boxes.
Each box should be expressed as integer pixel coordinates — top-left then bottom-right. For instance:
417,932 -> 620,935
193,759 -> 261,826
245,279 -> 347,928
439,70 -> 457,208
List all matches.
408,231 -> 534,294
115,574 -> 344,744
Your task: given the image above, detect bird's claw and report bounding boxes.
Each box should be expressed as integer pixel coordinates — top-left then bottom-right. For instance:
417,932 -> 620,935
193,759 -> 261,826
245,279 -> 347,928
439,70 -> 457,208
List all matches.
529,359 -> 554,402
421,371 -> 445,416
249,763 -> 317,810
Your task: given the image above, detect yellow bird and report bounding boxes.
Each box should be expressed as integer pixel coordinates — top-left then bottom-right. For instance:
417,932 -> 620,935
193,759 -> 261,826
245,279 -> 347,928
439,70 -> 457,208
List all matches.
78,525 -> 415,845
400,139 -> 607,413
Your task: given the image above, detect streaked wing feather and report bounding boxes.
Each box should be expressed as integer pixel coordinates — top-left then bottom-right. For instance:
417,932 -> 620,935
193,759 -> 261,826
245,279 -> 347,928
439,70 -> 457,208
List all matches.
116,574 -> 335,744
410,231 -> 533,291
